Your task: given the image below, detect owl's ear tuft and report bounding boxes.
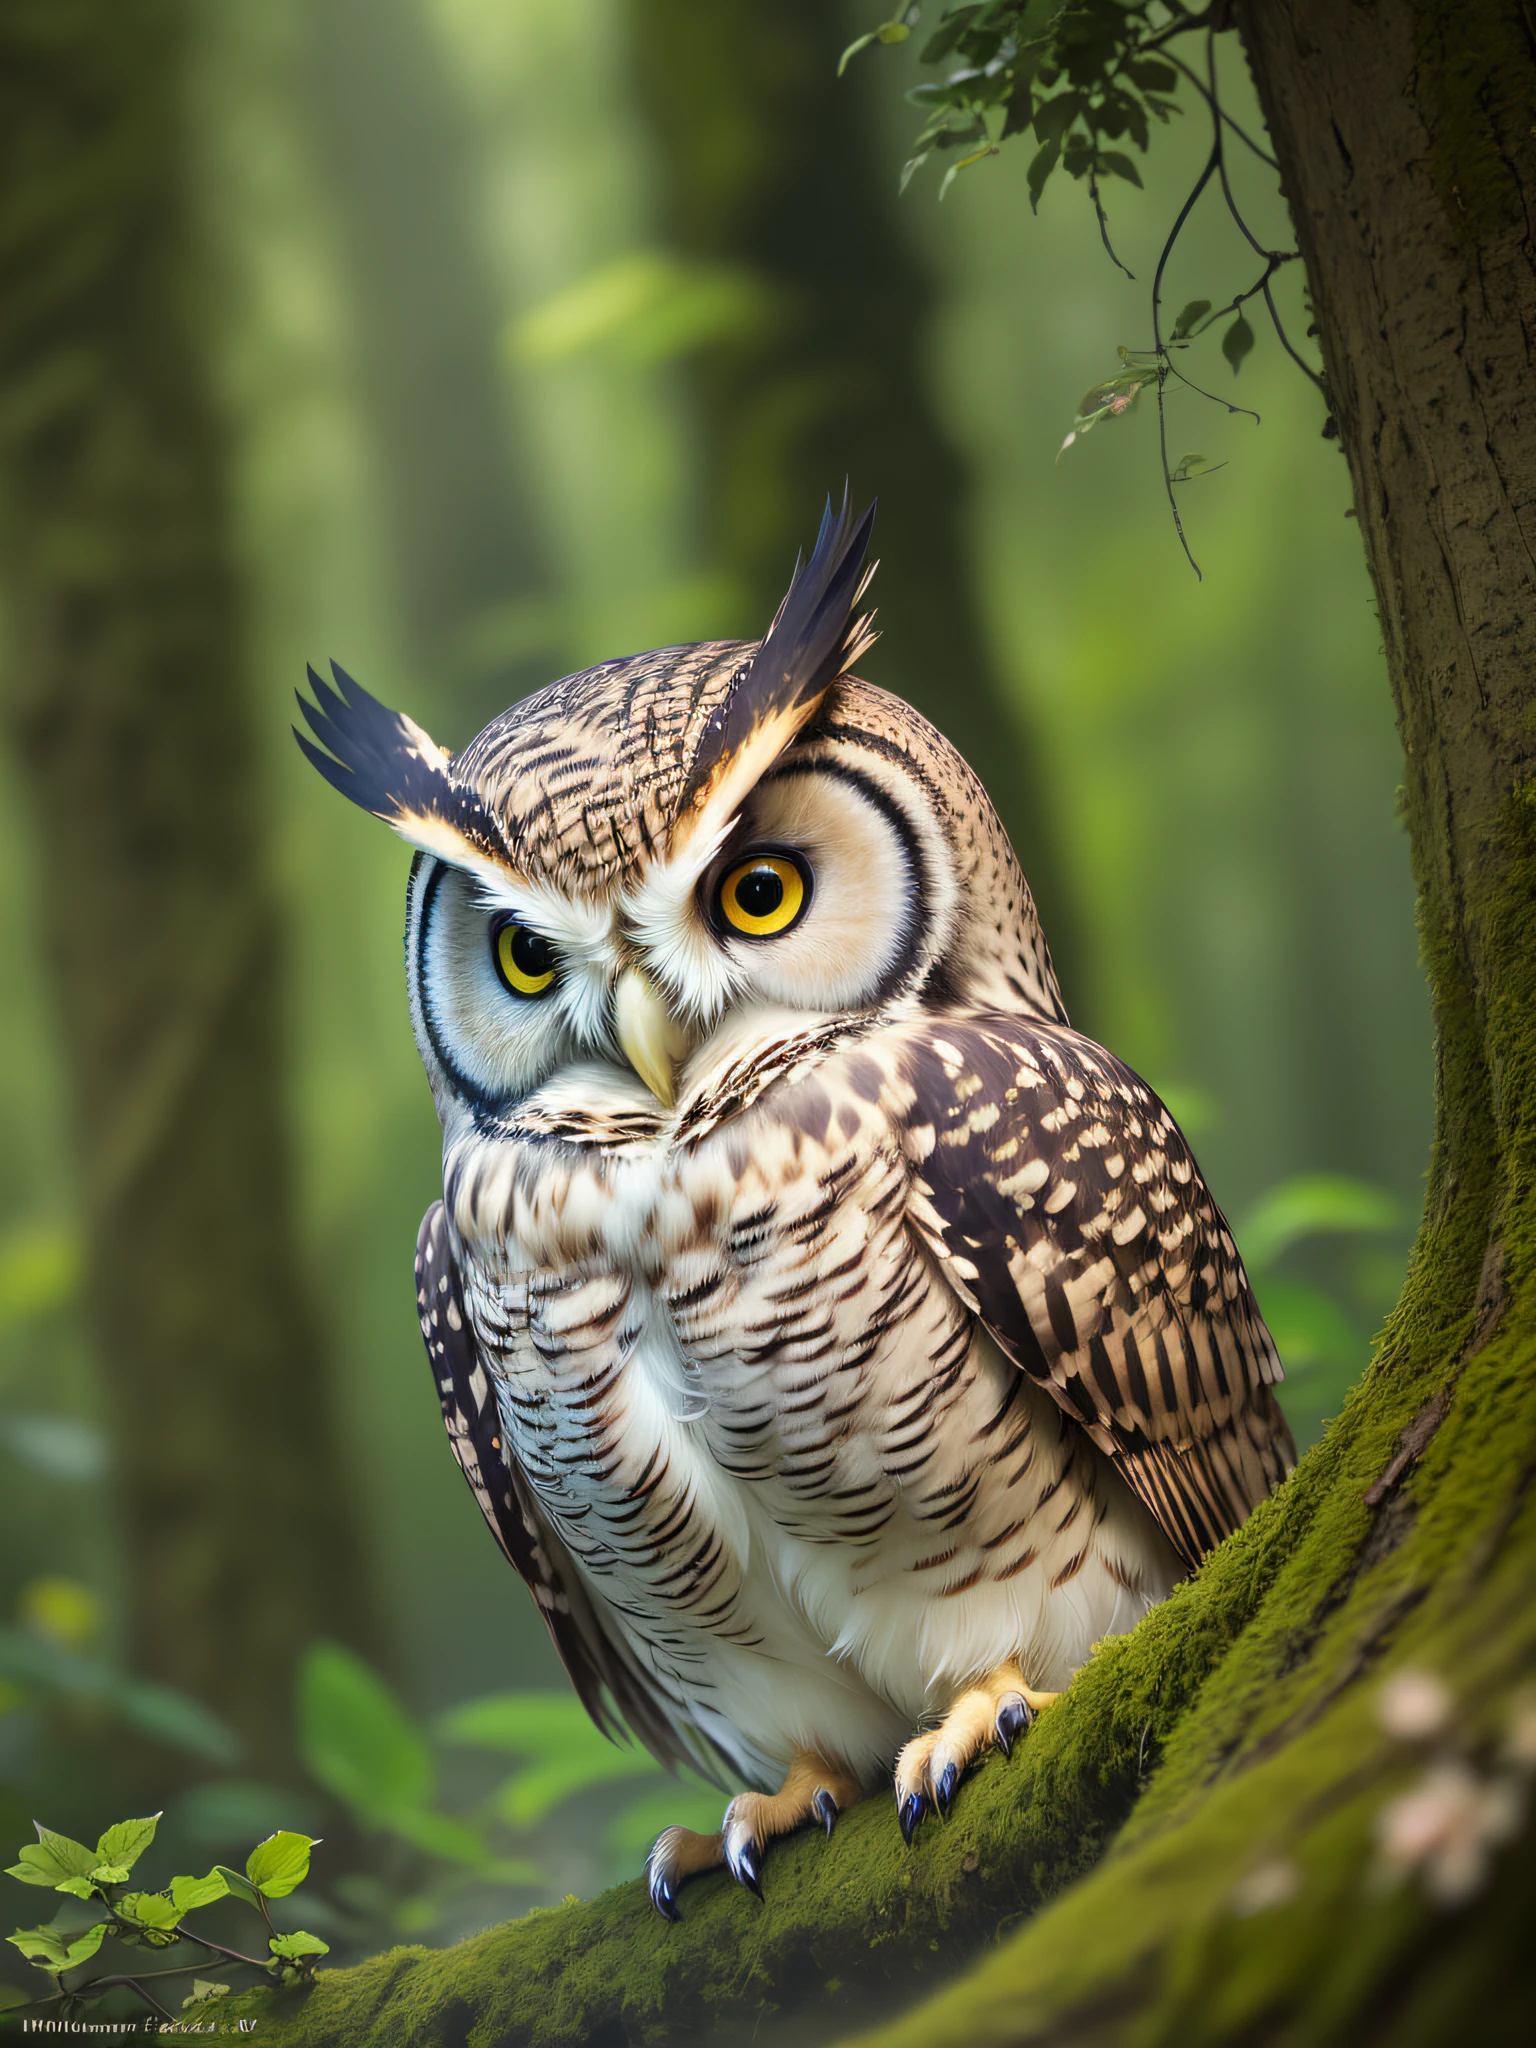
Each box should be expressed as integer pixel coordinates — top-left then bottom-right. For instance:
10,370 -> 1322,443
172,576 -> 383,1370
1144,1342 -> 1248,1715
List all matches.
295,661 -> 513,879
677,489 -> 878,828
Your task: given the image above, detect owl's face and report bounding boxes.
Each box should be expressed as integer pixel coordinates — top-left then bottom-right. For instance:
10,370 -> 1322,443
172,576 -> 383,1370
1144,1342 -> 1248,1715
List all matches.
299,500 -> 1063,1139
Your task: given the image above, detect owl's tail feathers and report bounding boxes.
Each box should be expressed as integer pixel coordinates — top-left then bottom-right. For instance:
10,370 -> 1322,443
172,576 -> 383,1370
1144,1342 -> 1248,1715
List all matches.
645,1749 -> 862,1920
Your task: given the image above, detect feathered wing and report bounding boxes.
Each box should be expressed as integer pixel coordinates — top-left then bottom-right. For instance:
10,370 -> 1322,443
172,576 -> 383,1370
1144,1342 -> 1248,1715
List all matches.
898,1018 -> 1295,1566
414,1202 -> 694,1768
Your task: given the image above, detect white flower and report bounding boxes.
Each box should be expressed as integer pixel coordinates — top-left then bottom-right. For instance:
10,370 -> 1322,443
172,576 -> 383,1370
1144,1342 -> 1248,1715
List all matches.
1376,1669 -> 1452,1742
1374,1760 -> 1523,1906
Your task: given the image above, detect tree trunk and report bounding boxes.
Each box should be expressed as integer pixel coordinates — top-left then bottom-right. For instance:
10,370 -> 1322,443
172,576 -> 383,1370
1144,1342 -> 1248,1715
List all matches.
225,2 -> 1536,2037
623,0 -> 1076,956
0,0 -> 379,1784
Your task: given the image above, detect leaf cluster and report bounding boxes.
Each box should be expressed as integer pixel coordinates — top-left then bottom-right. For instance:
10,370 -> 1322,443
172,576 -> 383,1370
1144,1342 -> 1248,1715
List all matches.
845,4 -> 1328,575
4,1812 -> 327,2021
843,1 -> 1194,211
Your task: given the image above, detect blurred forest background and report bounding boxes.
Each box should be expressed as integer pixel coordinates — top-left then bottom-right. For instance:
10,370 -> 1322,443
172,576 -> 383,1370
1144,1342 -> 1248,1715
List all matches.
0,0 -> 1428,1987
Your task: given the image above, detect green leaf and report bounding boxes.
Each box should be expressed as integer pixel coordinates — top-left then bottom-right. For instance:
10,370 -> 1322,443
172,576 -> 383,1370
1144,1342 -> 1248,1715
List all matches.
604,1784 -> 727,1861
211,1864 -> 266,1911
1222,311 -> 1256,373
0,1983 -> 31,2010
53,1876 -> 100,1900
169,1870 -> 229,1915
8,1926 -> 70,1970
919,6 -> 980,64
1168,453 -> 1226,485
898,149 -> 932,193
938,142 -> 998,199
1171,298 -> 1212,340
65,1924 -> 107,1968
269,1930 -> 329,1961
1240,1175 -> 1403,1271
95,1815 -> 159,1873
493,1747 -> 664,1829
7,1824 -> 97,1888
116,1681 -> 240,1765
0,1637 -> 236,1763
1253,1277 -> 1362,1371
182,1981 -> 230,2010
439,1690 -> 640,1761
245,1831 -> 316,1899
1126,58 -> 1178,93
1027,136 -> 1062,211
298,1644 -> 434,1826
1032,92 -> 1083,147
118,1890 -> 181,1933
1096,150 -> 1142,188
837,20 -> 910,75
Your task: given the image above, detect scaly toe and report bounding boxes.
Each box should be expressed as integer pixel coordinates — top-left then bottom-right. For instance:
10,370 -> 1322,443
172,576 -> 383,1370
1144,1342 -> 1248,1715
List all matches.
814,1788 -> 840,1836
645,1825 -> 724,1922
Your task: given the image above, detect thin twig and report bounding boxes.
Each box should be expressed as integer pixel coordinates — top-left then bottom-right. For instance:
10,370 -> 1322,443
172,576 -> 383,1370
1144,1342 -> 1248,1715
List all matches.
1165,48 -> 1279,167
1165,353 -> 1261,422
1088,165 -> 1136,278
1261,277 -> 1329,394
1151,141 -> 1221,576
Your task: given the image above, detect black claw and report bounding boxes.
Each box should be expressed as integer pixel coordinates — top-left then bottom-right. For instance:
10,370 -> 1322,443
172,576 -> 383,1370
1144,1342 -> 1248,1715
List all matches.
934,1762 -> 958,1818
995,1696 -> 1033,1759
898,1791 -> 926,1847
814,1788 -> 839,1836
648,1871 -> 681,1923
729,1839 -> 764,1899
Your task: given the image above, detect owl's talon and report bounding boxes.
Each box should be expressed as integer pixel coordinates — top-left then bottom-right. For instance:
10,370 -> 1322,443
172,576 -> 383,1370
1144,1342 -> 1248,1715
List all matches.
895,1667 -> 1059,1838
727,1836 -> 764,1899
814,1788 -> 839,1836
995,1694 -> 1032,1758
898,1790 -> 927,1846
934,1761 -> 958,1817
645,1825 -> 724,1920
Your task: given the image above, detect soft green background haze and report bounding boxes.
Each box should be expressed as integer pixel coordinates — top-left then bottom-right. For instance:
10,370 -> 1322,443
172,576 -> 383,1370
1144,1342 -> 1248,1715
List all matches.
0,0 -> 1426,1964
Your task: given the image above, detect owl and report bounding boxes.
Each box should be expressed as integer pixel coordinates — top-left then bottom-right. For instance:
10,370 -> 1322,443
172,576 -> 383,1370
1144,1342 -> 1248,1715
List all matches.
297,494 -> 1294,1916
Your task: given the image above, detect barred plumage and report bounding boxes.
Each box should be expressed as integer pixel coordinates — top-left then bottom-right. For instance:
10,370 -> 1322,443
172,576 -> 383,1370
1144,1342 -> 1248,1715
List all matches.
301,491 -> 1294,1912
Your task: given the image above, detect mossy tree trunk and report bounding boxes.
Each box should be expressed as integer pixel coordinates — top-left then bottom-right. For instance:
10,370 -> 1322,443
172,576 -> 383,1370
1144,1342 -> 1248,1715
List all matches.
0,0 -> 379,1783
623,0 -> 1075,953
229,3 -> 1536,2039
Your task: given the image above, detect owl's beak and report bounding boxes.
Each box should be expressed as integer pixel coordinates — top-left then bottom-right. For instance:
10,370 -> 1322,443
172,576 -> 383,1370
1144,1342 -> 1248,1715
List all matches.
614,967 -> 690,1108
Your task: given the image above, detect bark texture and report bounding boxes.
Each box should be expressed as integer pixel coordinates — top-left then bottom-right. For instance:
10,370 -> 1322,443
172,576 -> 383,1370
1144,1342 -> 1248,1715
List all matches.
0,0 -> 379,1782
624,0 -> 1074,951
227,2 -> 1536,2037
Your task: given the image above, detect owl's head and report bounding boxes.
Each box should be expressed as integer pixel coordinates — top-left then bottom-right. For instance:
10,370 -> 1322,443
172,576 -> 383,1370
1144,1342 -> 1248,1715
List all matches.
297,496 -> 1063,1138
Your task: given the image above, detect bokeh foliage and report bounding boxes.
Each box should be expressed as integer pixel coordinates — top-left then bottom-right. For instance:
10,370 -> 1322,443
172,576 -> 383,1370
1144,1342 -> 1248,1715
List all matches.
0,0 -> 1426,1988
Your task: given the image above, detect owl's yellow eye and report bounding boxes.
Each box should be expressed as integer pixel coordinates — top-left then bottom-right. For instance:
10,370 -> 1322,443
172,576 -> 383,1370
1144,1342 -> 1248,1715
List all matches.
716,853 -> 809,938
493,921 -> 558,997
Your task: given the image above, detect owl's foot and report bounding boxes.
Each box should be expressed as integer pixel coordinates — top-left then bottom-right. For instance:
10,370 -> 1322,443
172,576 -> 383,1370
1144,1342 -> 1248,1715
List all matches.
893,1663 -> 1058,1844
646,1748 -> 862,1919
